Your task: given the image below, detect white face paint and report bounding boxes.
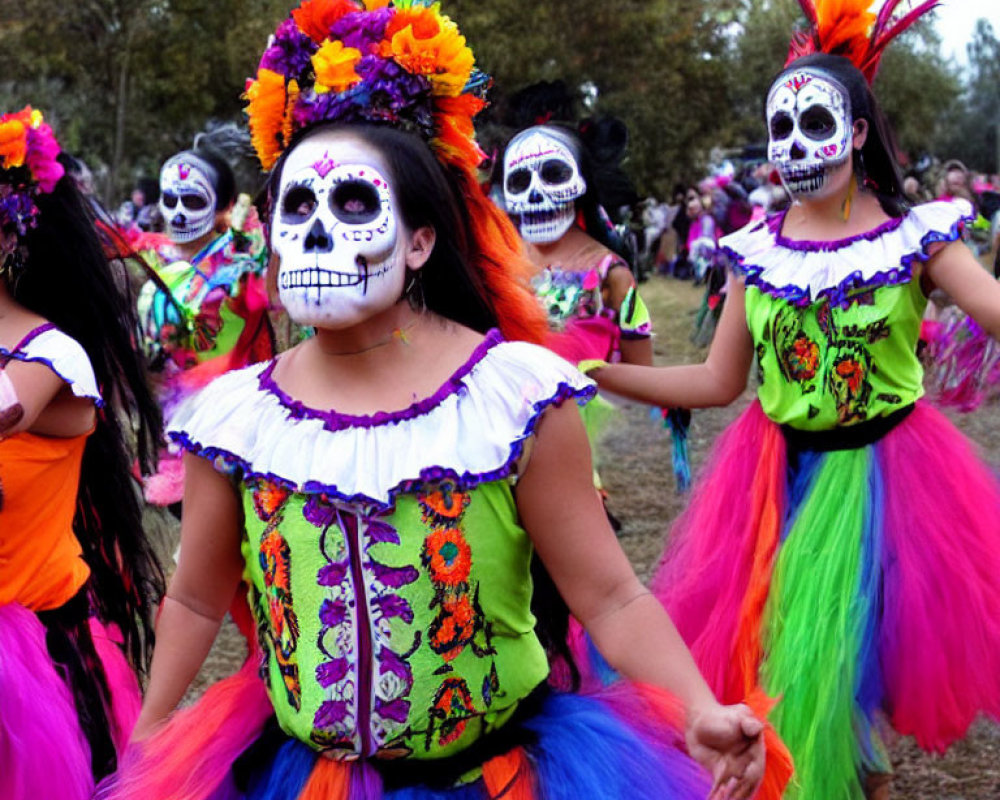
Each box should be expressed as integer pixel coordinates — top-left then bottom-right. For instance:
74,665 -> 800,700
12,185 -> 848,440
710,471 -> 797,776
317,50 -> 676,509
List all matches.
503,130 -> 586,244
159,157 -> 218,244
271,132 -> 404,329
767,70 -> 852,198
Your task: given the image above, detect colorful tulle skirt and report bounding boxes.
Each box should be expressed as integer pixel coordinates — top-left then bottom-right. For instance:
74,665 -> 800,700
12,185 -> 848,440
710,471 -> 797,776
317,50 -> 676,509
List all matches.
100,656 -> 713,800
0,600 -> 141,800
654,400 -> 1000,799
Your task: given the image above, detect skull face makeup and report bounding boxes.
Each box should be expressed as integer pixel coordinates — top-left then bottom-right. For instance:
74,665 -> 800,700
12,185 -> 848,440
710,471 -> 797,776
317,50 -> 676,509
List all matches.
272,131 -> 405,329
504,128 -> 586,244
159,155 -> 218,244
767,70 -> 852,198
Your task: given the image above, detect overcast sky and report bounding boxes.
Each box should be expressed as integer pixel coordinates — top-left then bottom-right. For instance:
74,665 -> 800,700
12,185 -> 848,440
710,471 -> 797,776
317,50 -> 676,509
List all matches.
934,0 -> 999,62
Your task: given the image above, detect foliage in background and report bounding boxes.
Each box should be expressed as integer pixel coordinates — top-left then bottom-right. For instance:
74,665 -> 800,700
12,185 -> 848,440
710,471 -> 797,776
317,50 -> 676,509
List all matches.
0,0 -> 995,204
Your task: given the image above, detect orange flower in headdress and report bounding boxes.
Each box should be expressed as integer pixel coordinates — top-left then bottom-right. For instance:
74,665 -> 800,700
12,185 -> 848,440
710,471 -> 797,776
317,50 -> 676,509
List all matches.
245,69 -> 289,171
312,40 -> 363,93
292,0 -> 359,43
0,117 -> 28,170
380,5 -> 473,97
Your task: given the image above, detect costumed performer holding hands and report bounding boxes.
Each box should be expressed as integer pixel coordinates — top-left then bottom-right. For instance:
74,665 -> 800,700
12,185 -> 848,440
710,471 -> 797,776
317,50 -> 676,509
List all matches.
589,1 -> 1000,798
0,106 -> 164,799
101,3 -> 789,800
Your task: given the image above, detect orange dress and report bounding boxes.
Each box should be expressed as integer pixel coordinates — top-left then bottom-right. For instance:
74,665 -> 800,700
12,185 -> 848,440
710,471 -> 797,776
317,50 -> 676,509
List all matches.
0,323 -> 100,609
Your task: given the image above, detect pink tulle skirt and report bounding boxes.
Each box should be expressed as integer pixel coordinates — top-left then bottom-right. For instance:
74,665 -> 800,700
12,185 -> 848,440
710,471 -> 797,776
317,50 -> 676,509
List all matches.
0,603 -> 141,800
654,400 -> 1000,797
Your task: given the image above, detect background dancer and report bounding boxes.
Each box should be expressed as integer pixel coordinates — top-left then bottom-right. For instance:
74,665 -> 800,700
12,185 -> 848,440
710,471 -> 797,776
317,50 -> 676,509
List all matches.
135,144 -> 274,508
0,105 -> 163,799
589,1 -> 1000,797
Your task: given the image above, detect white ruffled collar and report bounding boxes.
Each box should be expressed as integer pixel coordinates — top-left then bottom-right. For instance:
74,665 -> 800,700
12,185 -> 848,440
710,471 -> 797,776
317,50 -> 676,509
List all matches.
167,330 -> 595,506
722,199 -> 973,307
0,324 -> 102,405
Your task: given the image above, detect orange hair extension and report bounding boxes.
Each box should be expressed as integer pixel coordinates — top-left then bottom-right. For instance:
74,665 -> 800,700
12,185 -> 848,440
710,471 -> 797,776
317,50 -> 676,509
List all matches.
454,167 -> 548,345
789,0 -> 940,82
482,747 -> 536,800
299,758 -> 351,800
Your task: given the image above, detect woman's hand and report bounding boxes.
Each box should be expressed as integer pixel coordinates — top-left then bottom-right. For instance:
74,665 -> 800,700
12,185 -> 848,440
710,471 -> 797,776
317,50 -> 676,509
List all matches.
686,702 -> 766,800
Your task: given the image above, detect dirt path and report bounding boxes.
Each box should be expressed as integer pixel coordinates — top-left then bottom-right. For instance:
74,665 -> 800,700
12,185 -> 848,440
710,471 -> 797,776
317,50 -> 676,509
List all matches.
180,275 -> 1000,797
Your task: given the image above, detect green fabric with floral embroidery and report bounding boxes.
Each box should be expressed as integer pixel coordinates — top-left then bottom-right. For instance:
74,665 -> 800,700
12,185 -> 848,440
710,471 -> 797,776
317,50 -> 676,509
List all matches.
745,277 -> 927,430
239,476 -> 549,761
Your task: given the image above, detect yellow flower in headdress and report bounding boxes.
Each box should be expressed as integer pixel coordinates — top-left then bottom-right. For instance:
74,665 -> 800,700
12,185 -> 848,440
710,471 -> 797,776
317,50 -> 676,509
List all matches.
362,0 -> 390,8
381,5 -> 474,97
0,118 -> 28,170
245,69 -> 290,171
312,40 -> 363,94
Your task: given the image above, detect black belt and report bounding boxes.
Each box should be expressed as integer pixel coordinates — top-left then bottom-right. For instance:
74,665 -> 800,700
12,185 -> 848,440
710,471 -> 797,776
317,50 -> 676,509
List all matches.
233,683 -> 549,792
781,404 -> 914,452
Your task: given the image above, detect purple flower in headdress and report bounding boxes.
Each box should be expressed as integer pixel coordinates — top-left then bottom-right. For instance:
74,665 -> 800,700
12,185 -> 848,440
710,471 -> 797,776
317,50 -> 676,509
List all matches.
0,185 -> 39,238
259,18 -> 317,78
355,57 -> 434,130
294,87 -> 366,130
329,8 -> 392,54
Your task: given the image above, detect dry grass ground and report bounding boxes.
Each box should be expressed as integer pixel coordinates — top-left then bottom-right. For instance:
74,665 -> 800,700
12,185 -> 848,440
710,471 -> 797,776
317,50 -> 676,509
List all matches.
173,275 -> 1000,797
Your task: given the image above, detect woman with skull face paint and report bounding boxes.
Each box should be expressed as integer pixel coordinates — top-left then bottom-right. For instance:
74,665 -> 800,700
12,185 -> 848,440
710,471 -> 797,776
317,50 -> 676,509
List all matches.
502,122 -> 665,512
135,147 -> 274,508
503,123 -> 654,370
99,4 -> 790,800
589,2 -> 1000,798
0,107 -> 164,799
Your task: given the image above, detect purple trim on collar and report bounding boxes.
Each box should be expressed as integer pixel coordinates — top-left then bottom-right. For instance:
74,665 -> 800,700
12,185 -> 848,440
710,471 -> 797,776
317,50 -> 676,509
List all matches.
9,322 -> 57,355
733,214 -> 970,309
772,210 -> 906,252
168,379 -> 596,508
259,328 -> 506,433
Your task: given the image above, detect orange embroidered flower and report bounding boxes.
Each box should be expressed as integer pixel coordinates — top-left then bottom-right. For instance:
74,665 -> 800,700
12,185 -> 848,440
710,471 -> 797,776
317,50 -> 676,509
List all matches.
245,69 -> 289,171
312,40 -> 363,94
422,483 -> 469,519
380,6 -> 473,97
423,528 -> 472,586
292,0 -> 358,43
260,530 -> 292,591
252,477 -> 290,521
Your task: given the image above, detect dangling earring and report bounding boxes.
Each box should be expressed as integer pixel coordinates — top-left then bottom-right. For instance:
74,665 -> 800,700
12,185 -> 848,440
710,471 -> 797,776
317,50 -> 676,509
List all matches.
0,248 -> 24,290
842,171 -> 857,222
404,270 -> 426,314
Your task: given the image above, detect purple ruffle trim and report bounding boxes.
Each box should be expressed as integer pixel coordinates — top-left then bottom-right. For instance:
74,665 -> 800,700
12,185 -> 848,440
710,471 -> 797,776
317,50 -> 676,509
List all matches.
167,379 -> 596,508
259,328 -> 505,432
733,213 -> 971,309
768,211 -> 906,252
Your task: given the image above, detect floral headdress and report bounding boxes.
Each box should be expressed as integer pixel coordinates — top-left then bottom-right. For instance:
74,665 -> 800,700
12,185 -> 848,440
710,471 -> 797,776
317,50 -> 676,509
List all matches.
245,0 -> 489,173
0,107 -> 64,240
787,0 -> 939,83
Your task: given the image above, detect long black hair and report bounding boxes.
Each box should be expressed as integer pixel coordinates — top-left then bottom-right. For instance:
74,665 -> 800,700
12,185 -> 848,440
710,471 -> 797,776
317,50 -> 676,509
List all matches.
12,154 -> 164,775
771,53 -> 908,217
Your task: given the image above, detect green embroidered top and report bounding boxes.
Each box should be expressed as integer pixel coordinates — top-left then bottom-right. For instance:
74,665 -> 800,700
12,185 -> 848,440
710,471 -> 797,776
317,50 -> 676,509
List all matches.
723,201 -> 972,430
168,331 -> 595,761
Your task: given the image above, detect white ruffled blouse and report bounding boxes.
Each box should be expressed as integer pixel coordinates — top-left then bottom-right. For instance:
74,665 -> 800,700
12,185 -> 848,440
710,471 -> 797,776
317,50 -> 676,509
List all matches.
168,329 -> 595,506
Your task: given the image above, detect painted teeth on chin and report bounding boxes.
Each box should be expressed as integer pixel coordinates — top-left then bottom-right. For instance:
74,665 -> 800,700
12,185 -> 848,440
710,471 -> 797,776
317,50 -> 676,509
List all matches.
280,263 -> 394,290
